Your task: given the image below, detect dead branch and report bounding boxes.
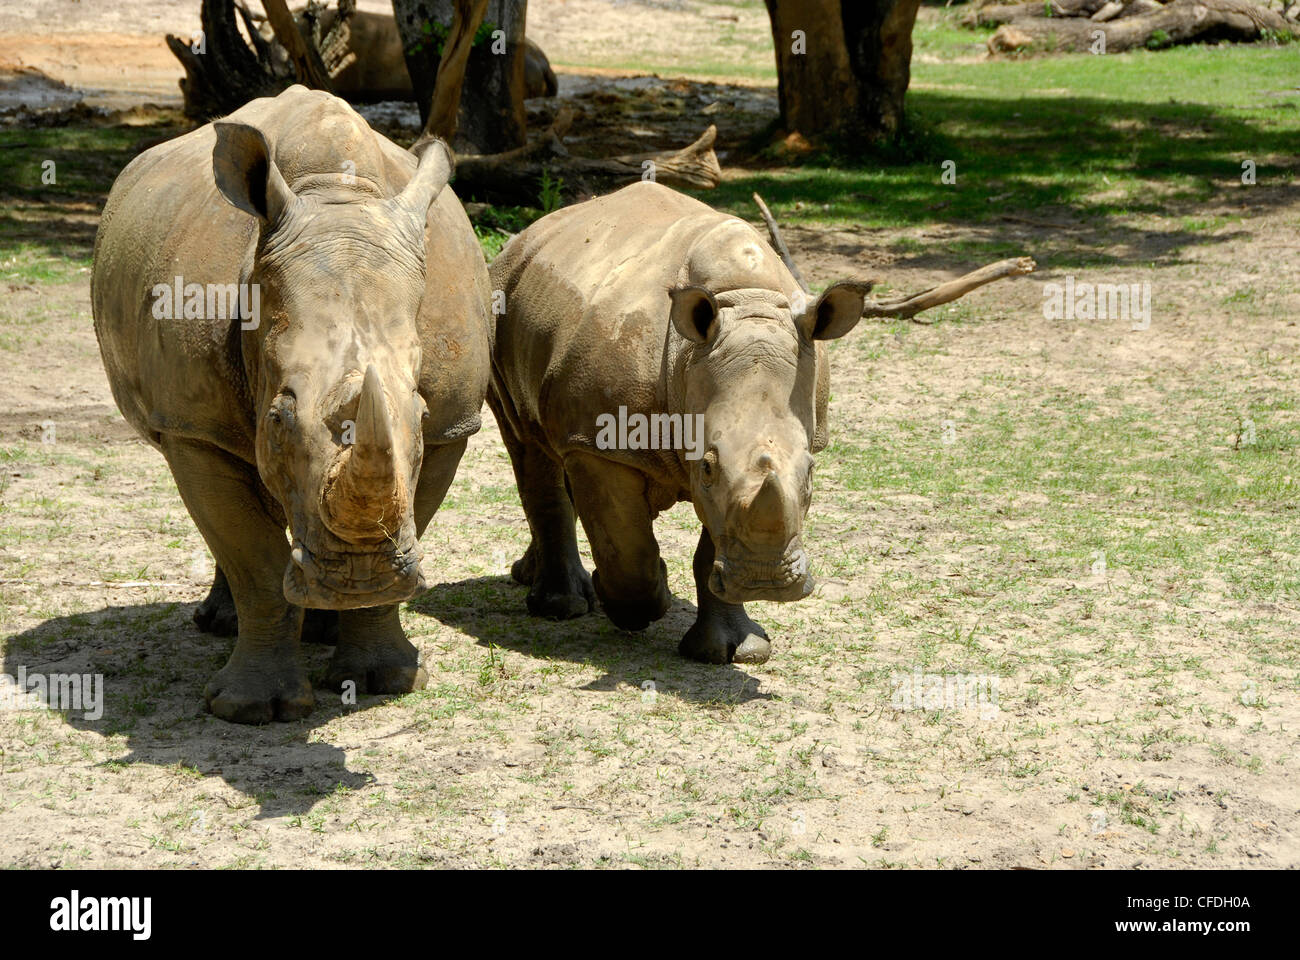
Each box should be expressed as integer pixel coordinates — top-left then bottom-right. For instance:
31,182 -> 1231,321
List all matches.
452,119 -> 720,205
988,0 -> 1297,53
862,258 -> 1037,321
751,193 -> 1036,322
262,0 -> 334,90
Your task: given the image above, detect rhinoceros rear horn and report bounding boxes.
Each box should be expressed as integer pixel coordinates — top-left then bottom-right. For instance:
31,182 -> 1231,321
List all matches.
803,279 -> 875,342
212,122 -> 296,224
396,138 -> 454,222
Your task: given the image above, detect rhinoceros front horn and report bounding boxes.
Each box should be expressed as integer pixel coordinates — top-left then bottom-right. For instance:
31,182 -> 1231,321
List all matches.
324,364 -> 405,541
745,469 -> 791,548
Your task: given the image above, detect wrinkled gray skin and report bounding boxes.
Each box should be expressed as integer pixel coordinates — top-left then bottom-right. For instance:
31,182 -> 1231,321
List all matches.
489,181 -> 871,664
93,86 -> 492,722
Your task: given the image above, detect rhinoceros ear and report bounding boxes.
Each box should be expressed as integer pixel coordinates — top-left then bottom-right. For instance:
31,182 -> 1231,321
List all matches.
212,121 -> 296,223
396,138 -> 454,220
804,279 -> 874,341
668,286 -> 719,344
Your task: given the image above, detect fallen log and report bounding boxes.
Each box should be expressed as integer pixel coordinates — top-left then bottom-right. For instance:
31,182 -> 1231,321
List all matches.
989,0 -> 1297,53
450,116 -> 722,206
963,0 -> 1112,27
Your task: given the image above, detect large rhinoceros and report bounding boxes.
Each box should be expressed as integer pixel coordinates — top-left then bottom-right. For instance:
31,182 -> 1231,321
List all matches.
92,86 -> 492,723
489,181 -> 871,665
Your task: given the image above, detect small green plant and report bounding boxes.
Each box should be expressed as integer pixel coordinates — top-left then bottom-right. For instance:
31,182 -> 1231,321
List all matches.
539,167 -> 564,214
1146,29 -> 1171,49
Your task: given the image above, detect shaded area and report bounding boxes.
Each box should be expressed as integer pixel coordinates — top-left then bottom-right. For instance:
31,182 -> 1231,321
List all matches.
409,574 -> 773,706
3,602 -> 374,819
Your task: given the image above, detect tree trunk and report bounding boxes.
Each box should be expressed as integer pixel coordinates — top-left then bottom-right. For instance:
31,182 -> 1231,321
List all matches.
423,0 -> 490,142
262,0 -> 335,90
166,0 -> 283,119
391,0 -> 528,154
763,0 -> 921,143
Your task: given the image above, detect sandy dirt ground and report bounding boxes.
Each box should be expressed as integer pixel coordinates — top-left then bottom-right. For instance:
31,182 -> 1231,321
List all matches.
0,0 -> 774,110
0,1 -> 1297,869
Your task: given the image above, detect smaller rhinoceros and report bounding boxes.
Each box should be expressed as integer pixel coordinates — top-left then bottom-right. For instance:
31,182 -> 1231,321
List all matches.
489,181 -> 871,664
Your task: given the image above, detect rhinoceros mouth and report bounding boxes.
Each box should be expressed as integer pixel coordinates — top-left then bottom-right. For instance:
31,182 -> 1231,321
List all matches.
282,536 -> 426,610
708,538 -> 812,604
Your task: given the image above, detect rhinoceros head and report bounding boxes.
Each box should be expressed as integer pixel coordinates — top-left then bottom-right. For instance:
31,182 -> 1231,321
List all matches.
668,221 -> 872,605
212,122 -> 452,610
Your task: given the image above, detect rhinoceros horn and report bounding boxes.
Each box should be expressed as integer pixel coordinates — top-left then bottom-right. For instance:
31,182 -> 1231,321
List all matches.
745,467 -> 791,549
325,364 -> 405,540
395,138 -> 454,223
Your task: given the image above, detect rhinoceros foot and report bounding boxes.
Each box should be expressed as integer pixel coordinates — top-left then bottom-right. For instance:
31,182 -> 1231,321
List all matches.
679,611 -> 771,665
204,658 -> 315,725
193,594 -> 237,637
193,571 -> 237,637
512,538 -> 596,619
322,607 -> 428,695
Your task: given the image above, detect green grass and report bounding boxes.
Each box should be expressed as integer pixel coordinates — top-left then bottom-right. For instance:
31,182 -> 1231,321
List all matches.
0,124 -> 177,284
689,12 -> 1300,268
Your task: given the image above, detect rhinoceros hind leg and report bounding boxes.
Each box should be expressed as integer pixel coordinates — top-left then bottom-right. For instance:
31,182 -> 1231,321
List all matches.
566,453 -> 671,631
193,566 -> 237,637
161,438 -> 314,724
324,605 -> 428,694
679,529 -> 772,665
498,422 -> 594,619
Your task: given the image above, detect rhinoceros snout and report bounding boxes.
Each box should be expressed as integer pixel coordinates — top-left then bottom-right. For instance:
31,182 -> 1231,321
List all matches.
708,539 -> 813,604
282,535 -> 426,610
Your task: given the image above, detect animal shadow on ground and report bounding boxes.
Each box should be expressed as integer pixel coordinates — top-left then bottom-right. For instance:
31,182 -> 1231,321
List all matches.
2,601 -> 374,819
409,575 -> 772,707
2,574 -> 769,817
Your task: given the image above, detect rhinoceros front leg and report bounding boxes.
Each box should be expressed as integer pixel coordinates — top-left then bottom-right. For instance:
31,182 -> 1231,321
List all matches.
194,566 -> 338,644
161,438 -> 314,724
323,438 -> 466,694
680,529 -> 772,665
565,452 -> 671,631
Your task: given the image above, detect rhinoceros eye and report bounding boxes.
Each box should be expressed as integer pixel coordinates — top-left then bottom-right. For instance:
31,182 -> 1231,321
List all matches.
700,449 -> 719,488
266,392 -> 297,434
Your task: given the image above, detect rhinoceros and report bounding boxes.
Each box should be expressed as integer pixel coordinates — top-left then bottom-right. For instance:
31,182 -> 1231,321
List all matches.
488,181 -> 871,664
92,86 -> 492,722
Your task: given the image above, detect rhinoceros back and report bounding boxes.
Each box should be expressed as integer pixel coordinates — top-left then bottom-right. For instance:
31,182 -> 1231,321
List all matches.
490,181 -> 798,455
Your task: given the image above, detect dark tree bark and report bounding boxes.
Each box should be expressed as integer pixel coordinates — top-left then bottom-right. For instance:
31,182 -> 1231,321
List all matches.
391,0 -> 528,154
166,0 -> 283,119
763,0 -> 921,143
